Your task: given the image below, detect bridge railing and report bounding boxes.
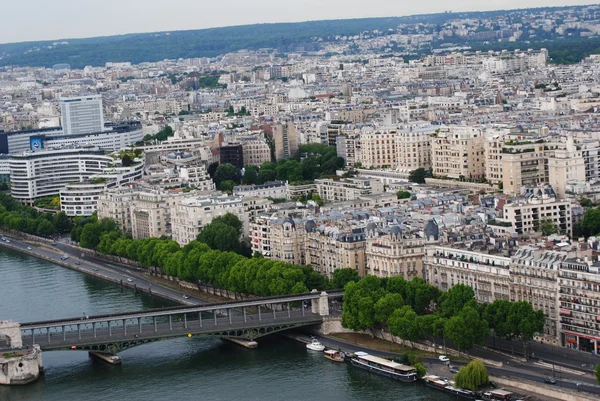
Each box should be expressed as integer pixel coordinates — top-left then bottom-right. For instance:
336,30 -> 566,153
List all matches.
19,290 -> 344,331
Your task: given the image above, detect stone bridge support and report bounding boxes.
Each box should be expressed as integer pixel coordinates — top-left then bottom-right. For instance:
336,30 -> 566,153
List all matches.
0,320 -> 23,348
310,290 -> 330,316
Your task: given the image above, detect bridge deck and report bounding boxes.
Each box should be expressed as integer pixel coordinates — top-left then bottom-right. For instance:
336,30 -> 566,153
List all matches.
21,309 -> 323,351
19,291 -> 342,331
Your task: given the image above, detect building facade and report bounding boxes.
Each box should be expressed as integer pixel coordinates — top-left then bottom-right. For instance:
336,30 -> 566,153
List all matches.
60,95 -> 105,136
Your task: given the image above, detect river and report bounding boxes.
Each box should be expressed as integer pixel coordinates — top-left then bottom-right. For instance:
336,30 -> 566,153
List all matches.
0,247 -> 455,401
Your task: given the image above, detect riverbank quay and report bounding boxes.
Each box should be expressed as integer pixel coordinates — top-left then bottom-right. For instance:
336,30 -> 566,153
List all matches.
284,330 -> 600,401
0,231 -> 208,306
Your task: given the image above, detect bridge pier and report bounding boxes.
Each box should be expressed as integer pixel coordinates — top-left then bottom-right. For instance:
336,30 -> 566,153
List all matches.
258,305 -> 262,321
169,315 -> 172,331
93,323 -> 97,338
243,307 -> 247,322
310,290 -> 330,316
138,318 -> 142,334
184,314 -> 188,329
198,313 -> 202,327
0,321 -> 43,385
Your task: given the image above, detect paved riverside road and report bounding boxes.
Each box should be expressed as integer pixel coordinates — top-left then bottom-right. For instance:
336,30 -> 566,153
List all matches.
0,233 -> 208,305
19,309 -> 322,351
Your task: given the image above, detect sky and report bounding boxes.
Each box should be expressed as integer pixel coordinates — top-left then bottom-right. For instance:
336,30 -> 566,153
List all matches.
1,0 -> 597,44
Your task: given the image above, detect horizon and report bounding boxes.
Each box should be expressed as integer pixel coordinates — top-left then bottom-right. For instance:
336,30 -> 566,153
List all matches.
0,1 -> 596,45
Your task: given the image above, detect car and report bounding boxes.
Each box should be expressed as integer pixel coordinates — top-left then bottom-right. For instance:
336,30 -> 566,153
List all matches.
183,295 -> 190,299
544,377 -> 557,385
439,355 -> 450,363
26,246 -> 32,250
127,278 -> 133,282
5,240 -> 10,243
449,366 -> 459,373
93,268 -> 98,272
75,262 -> 80,265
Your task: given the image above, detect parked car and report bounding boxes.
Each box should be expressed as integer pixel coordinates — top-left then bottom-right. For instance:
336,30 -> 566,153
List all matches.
449,366 -> 459,373
127,278 -> 133,282
26,246 -> 32,250
439,355 -> 450,362
544,377 -> 557,385
183,295 -> 190,299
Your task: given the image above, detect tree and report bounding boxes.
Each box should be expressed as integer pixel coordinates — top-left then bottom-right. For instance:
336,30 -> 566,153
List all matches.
341,275 -> 385,332
214,163 -> 240,187
444,306 -> 489,353
419,314 -> 447,352
257,168 -> 277,184
242,165 -> 258,185
484,299 -> 512,339
35,219 -> 55,236
79,222 -> 103,249
53,211 -> 72,233
122,154 -> 133,167
374,293 -> 404,326
331,268 -> 359,289
388,305 -> 421,345
581,208 -> 600,237
506,301 -> 545,358
413,362 -> 427,378
219,180 -> 236,193
595,364 -> 600,384
197,220 -> 241,254
207,162 -> 219,180
454,360 -> 489,391
408,168 -> 430,184
438,284 -> 476,318
397,190 -> 411,199
540,219 -> 558,236
404,277 -> 440,315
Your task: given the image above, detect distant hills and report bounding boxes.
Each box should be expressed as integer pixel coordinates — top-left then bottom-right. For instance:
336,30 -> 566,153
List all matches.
0,6 -> 594,68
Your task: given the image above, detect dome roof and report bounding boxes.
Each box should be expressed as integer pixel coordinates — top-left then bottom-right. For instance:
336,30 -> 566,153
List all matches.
390,225 -> 402,235
305,220 -> 316,233
366,222 -> 377,231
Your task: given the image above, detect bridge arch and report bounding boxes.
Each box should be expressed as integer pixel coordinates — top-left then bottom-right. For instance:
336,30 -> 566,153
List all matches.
0,320 -> 23,348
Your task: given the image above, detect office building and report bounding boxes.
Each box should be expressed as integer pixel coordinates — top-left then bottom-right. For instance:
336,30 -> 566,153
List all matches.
60,95 -> 105,136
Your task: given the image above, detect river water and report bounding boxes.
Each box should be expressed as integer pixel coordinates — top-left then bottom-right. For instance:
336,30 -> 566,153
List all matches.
0,247 -> 454,401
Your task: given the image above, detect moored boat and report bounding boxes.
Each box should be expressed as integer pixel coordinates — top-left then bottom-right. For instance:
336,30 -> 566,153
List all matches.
323,349 -> 345,362
350,351 -> 417,382
306,339 -> 325,351
422,375 -> 476,399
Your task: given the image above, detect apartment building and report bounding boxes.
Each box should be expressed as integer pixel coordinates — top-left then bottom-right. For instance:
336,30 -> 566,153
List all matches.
559,257 -> 600,352
305,222 -> 366,278
233,181 -> 287,199
431,127 -> 485,179
336,133 -> 360,167
425,246 -> 512,303
130,191 -> 170,239
179,166 -> 215,191
395,126 -> 434,171
510,247 -> 566,341
484,136 -> 504,185
498,189 -> 572,236
273,121 -> 298,160
315,177 -> 384,202
269,216 -> 306,265
365,227 -> 425,280
241,138 -> 271,167
358,131 -> 398,168
547,137 -> 585,199
501,141 -> 546,196
9,147 -> 112,204
170,194 -> 244,246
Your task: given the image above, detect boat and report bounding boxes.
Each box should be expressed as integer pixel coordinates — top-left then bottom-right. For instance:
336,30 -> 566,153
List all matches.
422,375 -> 476,399
323,349 -> 345,362
306,339 -> 325,351
350,351 -> 417,382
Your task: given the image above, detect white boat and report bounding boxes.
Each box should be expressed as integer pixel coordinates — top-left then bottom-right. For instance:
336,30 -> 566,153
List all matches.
306,339 -> 325,351
350,351 -> 417,382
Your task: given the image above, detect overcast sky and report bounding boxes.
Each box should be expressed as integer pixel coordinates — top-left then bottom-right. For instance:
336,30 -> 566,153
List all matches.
1,1 -> 596,44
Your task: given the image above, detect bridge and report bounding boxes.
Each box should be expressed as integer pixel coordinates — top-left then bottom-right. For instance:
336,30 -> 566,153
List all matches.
4,290 -> 342,356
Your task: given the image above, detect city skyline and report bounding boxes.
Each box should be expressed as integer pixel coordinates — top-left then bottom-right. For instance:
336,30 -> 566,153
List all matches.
1,0 -> 596,44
